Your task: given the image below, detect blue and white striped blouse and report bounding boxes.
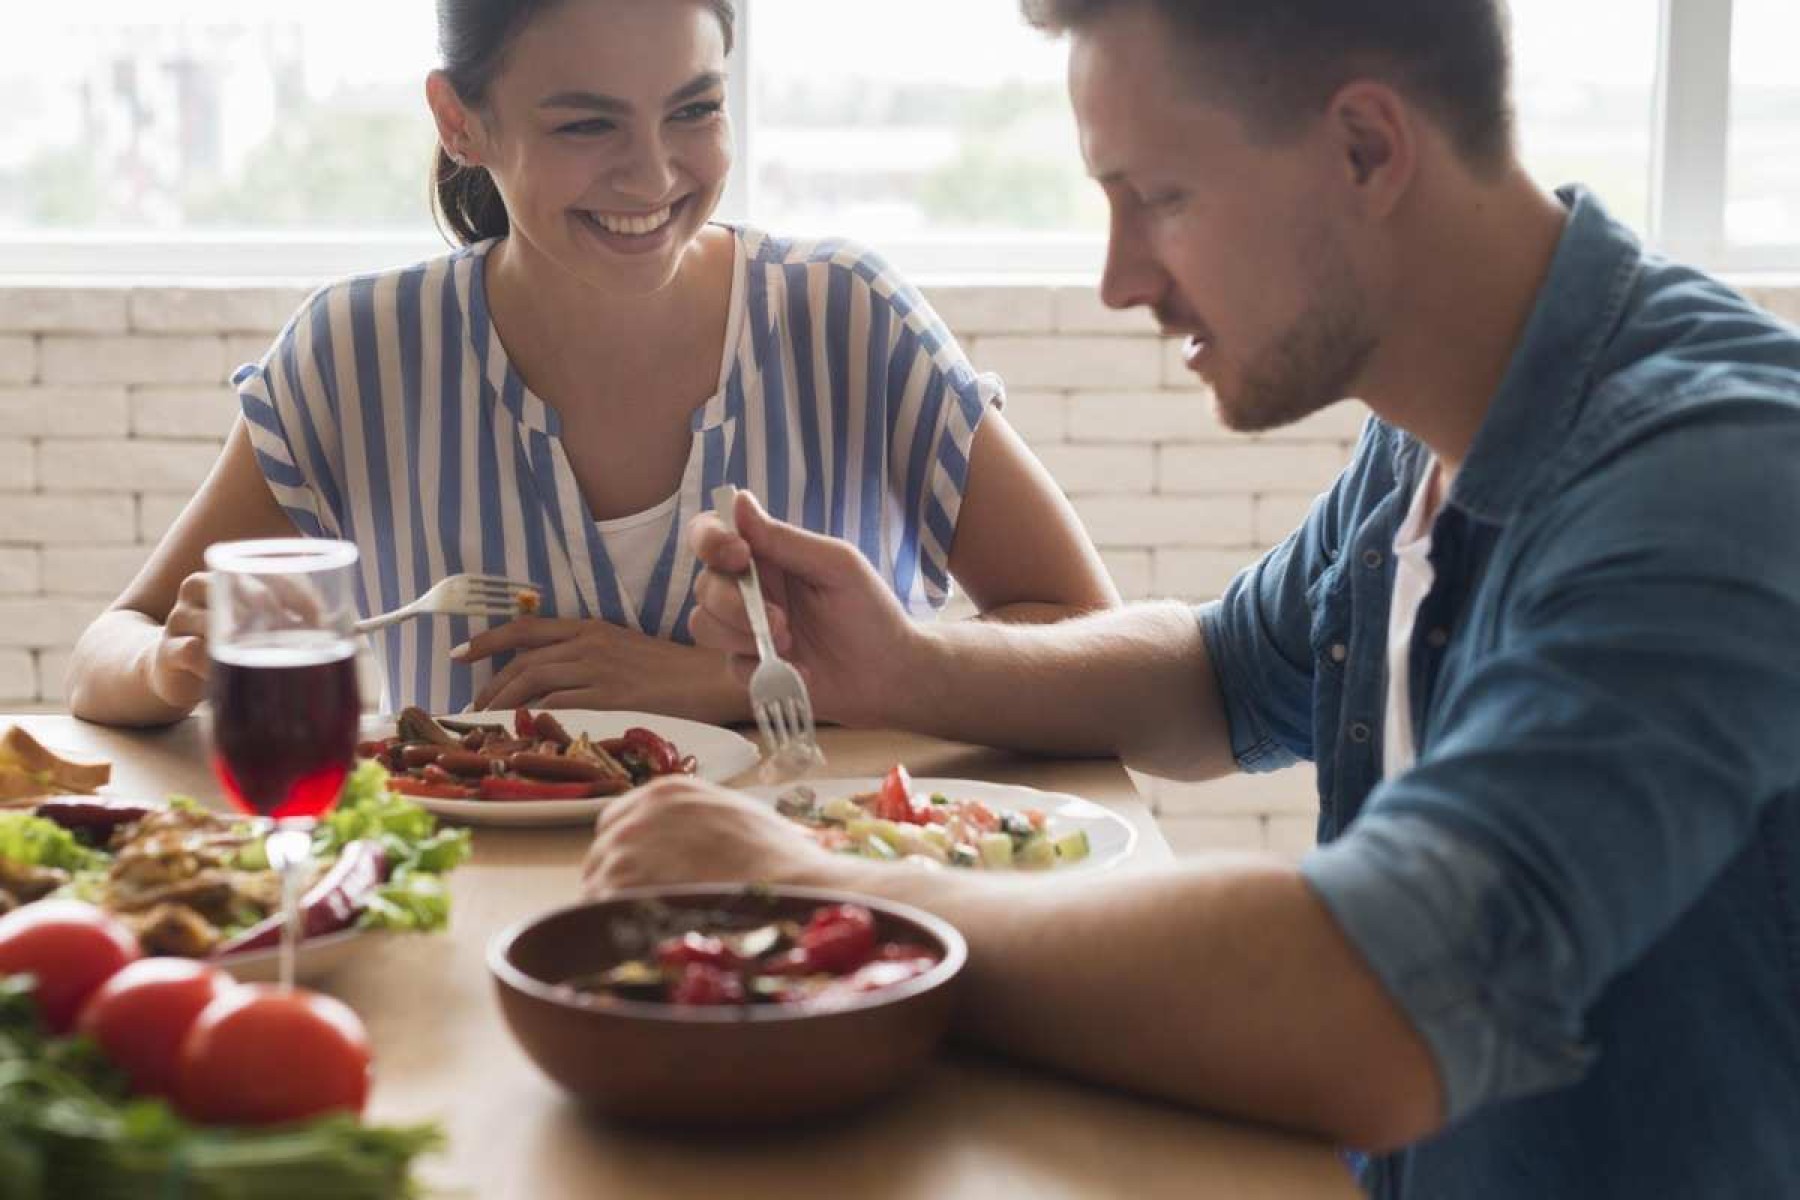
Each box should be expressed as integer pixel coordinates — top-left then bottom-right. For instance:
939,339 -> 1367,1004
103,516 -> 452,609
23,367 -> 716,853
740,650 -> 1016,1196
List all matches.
234,226 -> 999,713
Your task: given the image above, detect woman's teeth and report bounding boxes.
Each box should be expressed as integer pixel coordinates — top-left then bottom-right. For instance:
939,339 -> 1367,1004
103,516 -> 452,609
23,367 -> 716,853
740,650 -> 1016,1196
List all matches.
588,206 -> 674,236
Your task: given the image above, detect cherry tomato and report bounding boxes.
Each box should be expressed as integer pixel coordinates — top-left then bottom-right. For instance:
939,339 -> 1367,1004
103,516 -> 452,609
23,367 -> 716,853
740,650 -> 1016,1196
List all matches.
77,958 -> 233,1097
0,901 -> 141,1033
873,765 -> 915,824
176,985 -> 372,1126
670,963 -> 746,1006
655,932 -> 742,972
758,947 -> 817,977
798,904 -> 877,975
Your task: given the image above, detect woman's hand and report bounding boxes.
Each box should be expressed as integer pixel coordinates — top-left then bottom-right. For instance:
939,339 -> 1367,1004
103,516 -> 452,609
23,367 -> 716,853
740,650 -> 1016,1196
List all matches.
581,777 -> 845,897
458,616 -> 743,721
148,572 -> 211,711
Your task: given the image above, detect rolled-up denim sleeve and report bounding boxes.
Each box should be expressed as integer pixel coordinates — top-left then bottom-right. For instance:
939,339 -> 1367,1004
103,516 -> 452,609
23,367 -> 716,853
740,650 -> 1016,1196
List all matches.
1199,419 -> 1385,771
1301,405 -> 1800,1120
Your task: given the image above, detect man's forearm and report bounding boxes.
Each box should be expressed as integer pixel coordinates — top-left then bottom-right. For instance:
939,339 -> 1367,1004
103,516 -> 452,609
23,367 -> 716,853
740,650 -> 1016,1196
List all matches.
894,602 -> 1237,779
796,853 -> 1445,1151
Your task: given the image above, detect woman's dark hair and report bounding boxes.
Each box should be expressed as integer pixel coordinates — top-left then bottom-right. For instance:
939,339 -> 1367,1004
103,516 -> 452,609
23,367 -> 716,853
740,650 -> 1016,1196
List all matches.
1021,0 -> 1515,171
432,0 -> 738,245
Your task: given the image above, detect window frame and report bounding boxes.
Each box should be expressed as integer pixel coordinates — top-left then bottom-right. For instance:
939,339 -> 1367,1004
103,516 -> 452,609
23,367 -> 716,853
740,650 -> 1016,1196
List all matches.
1,0 -> 1794,279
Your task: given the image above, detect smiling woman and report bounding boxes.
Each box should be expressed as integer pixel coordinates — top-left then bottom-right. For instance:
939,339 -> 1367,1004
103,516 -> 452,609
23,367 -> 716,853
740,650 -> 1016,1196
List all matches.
63,0 -> 1118,729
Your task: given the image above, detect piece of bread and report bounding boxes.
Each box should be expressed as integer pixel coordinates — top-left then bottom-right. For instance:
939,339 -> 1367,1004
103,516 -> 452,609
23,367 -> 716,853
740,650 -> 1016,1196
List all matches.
0,725 -> 111,803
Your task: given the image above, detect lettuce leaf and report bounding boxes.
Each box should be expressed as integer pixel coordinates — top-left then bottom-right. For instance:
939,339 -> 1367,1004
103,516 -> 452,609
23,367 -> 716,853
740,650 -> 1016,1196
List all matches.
0,813 -> 106,873
312,762 -> 471,935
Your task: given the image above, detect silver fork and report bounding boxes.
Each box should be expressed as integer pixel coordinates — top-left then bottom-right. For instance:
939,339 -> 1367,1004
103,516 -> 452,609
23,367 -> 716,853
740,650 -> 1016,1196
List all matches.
353,573 -> 539,634
710,485 -> 824,771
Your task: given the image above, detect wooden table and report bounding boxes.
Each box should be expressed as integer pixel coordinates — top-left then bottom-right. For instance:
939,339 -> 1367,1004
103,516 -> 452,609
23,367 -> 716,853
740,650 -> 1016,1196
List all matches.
10,715 -> 1357,1200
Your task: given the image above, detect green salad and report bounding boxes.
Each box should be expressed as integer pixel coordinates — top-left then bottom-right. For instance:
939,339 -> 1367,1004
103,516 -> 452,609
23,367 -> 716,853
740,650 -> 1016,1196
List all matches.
0,762 -> 472,957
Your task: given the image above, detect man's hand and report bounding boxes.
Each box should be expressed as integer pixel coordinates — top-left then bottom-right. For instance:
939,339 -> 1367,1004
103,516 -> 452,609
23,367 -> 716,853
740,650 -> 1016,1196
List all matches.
688,491 -> 925,729
581,777 -> 846,896
458,616 -> 738,719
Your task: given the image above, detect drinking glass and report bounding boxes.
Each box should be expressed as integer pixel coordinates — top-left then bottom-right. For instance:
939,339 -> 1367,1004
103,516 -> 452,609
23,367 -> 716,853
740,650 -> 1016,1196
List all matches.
205,539 -> 361,989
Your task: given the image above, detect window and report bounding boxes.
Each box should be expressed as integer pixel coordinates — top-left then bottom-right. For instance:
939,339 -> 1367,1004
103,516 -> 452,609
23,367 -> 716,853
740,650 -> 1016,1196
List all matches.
2,0 -> 1794,276
1728,0 -> 1800,247
749,0 -> 1100,272
1512,0 -> 1659,233
2,3 -> 438,236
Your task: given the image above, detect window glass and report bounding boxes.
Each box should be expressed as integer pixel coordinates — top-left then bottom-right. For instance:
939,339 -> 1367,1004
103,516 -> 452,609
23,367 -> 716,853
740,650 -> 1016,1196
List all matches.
1727,0 -> 1800,245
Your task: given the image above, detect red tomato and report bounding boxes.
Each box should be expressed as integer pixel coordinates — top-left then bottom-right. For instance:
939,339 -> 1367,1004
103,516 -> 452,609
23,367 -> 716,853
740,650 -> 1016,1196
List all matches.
176,985 -> 371,1126
77,958 -> 233,1097
798,904 -> 877,975
670,963 -> 746,1006
0,901 -> 141,1033
655,932 -> 742,972
873,765 -> 915,824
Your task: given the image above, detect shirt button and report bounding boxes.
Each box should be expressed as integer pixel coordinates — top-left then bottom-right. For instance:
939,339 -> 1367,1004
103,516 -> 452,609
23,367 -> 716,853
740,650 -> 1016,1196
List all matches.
1426,627 -> 1450,649
1329,643 -> 1348,664
1362,549 -> 1384,569
1349,722 -> 1372,744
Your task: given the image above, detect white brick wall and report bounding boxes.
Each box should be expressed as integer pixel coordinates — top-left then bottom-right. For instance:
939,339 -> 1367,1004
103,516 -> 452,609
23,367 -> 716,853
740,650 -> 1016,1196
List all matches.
0,278 -> 1794,857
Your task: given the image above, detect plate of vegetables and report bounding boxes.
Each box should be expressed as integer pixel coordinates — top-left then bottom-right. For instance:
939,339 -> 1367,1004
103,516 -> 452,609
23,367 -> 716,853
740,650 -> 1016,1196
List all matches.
357,707 -> 759,827
0,762 -> 470,982
747,766 -> 1137,872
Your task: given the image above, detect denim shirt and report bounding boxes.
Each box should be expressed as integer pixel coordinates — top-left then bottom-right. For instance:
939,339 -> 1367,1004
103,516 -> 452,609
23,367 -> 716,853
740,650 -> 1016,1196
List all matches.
1200,188 -> 1800,1199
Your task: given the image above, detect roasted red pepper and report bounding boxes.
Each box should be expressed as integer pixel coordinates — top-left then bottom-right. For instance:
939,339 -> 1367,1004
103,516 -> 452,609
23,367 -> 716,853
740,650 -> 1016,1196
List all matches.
621,727 -> 683,776
388,776 -> 477,800
476,776 -> 597,802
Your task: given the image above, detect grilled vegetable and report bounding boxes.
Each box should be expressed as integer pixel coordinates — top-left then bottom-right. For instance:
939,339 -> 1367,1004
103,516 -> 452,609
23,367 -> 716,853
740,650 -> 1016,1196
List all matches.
210,841 -> 389,958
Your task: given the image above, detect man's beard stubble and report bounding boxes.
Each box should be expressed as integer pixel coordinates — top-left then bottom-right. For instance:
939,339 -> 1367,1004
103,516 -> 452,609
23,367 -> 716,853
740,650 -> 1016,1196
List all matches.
1212,229 -> 1377,434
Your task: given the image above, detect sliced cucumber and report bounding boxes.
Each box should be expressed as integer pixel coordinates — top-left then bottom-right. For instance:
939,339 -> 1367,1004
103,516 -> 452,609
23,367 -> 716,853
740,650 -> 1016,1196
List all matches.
949,844 -> 980,868
1016,834 -> 1057,870
1052,829 -> 1091,863
822,796 -> 864,823
977,832 -> 1014,868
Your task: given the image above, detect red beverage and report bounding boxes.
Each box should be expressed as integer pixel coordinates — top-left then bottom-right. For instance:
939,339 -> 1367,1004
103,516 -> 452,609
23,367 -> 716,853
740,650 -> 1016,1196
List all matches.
209,637 -> 360,821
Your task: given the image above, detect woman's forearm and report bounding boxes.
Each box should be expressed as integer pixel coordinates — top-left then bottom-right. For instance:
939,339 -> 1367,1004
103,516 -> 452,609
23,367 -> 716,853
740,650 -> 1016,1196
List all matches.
977,600 -> 1104,625
65,610 -> 196,728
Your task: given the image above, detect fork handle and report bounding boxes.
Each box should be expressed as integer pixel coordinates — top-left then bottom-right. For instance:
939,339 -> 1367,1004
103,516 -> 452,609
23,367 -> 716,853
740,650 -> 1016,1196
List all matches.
353,605 -> 416,635
711,485 -> 780,663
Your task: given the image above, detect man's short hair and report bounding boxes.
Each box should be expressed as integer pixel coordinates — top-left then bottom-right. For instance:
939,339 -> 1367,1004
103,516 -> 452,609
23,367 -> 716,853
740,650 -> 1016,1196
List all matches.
1022,0 -> 1515,170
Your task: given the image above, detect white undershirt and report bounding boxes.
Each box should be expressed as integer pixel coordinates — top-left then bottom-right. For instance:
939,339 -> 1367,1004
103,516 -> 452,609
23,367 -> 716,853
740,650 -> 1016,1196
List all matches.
1383,461 -> 1443,781
594,489 -> 684,615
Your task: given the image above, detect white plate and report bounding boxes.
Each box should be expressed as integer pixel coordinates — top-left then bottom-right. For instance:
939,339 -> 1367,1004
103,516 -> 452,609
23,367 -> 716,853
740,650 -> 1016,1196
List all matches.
363,709 -> 760,827
742,777 -> 1138,872
214,928 -> 375,985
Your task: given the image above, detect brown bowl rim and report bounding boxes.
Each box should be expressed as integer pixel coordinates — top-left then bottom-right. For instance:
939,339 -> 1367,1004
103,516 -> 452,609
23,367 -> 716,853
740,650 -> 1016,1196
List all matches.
487,883 -> 969,1025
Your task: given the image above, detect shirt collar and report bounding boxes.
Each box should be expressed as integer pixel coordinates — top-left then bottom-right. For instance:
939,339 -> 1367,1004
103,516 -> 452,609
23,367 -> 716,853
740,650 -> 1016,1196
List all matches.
1433,186 -> 1644,524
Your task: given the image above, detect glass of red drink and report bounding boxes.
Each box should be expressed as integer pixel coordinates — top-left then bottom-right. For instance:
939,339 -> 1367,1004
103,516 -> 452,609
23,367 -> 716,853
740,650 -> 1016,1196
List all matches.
204,538 -> 361,989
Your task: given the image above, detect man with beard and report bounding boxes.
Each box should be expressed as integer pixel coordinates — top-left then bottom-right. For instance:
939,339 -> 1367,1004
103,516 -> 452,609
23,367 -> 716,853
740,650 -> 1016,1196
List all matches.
582,1 -> 1800,1195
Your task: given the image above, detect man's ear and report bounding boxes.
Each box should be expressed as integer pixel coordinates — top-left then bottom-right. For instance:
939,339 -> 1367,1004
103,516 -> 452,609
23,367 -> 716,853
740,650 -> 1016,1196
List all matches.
426,70 -> 487,167
1325,81 -> 1416,220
